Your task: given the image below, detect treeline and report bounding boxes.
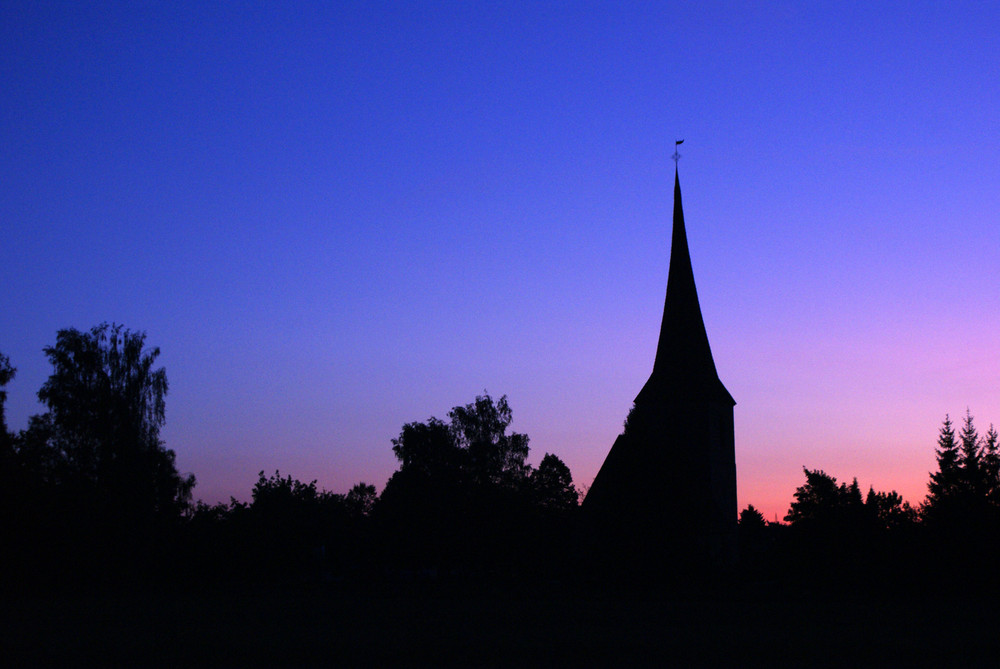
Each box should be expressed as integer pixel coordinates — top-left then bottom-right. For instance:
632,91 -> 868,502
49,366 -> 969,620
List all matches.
1,326 -> 195,587
2,324 -> 1000,593
182,393 -> 579,585
0,325 -> 578,589
739,411 -> 1000,590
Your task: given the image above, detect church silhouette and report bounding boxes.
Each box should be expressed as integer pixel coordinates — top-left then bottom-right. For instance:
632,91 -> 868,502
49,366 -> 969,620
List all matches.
583,161 -> 737,573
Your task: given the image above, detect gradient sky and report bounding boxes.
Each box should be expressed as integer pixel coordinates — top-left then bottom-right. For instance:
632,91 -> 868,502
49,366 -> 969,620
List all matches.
3,2 -> 998,521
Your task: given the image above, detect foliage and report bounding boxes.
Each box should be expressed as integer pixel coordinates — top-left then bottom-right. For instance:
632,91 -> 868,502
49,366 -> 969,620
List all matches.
0,353 -> 16,477
448,393 -> 530,488
784,468 -> 916,535
17,322 -> 1000,591
345,482 -> 377,517
384,393 -> 572,508
923,411 -> 999,524
386,392 -> 534,495
784,468 -> 863,526
864,487 -> 917,530
983,424 -> 1000,504
379,393 -> 576,577
739,504 -> 767,531
0,351 -> 14,439
530,453 -> 578,511
182,471 -> 378,581
11,414 -> 62,486
252,469 -> 327,508
958,411 -> 986,497
926,414 -> 963,510
32,323 -> 195,518
391,417 -> 463,479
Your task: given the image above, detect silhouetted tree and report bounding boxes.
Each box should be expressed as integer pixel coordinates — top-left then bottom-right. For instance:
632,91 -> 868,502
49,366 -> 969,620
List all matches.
0,352 -> 14,444
782,469 -> 905,582
252,469 -> 327,509
864,487 -> 916,531
378,393 -> 565,579
0,353 -> 22,568
380,416 -> 468,571
620,402 -> 637,436
449,393 -> 530,489
0,352 -> 17,489
345,482 -> 377,517
739,504 -> 767,531
529,453 -> 578,511
178,472 -> 361,583
382,393 -> 532,501
0,327 -> 197,585
242,470 -> 351,578
784,468 -> 863,527
958,410 -> 986,497
34,324 -> 195,520
983,424 -> 1000,505
923,411 -> 997,526
919,411 -> 1000,576
926,414 -> 960,512
390,417 -> 464,480
10,413 -> 62,485
737,504 -> 777,571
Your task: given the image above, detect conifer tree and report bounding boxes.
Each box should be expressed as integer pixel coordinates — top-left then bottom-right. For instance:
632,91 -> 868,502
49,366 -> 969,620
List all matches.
739,504 -> 767,529
982,424 -> 1000,504
926,414 -> 959,509
958,409 -> 985,498
784,469 -> 863,526
924,411 -> 1000,525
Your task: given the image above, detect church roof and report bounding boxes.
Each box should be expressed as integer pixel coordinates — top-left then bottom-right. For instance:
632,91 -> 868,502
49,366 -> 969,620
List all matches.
634,168 -> 735,407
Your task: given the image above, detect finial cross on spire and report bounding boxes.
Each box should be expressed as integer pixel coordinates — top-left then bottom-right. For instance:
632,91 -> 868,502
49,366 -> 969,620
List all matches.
672,139 -> 684,165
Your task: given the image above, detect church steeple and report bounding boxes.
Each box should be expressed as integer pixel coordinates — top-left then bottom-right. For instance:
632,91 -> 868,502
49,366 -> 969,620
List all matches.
635,168 -> 734,407
582,158 -> 738,573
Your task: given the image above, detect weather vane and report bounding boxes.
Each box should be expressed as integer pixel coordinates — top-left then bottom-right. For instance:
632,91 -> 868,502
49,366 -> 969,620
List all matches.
672,139 -> 684,165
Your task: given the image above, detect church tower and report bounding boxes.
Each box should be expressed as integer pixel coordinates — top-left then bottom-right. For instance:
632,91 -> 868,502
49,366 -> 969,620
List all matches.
583,163 -> 737,571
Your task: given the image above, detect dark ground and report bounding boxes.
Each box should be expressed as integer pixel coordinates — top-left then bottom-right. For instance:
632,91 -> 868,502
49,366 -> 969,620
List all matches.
4,580 -> 999,667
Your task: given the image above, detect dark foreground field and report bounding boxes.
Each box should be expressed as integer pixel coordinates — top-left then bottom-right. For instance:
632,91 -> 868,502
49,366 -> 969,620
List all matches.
4,580 -> 999,667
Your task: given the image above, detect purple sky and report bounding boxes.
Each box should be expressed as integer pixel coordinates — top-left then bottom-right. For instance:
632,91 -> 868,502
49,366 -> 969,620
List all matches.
3,2 -> 998,520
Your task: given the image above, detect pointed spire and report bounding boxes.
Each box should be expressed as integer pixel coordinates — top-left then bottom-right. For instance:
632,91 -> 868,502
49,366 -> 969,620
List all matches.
636,167 -> 734,406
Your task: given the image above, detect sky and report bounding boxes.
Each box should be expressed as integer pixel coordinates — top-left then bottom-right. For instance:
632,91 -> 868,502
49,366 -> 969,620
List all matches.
2,2 -> 998,521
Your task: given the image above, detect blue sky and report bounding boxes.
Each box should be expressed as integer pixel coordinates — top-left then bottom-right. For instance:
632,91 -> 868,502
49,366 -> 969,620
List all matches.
3,2 -> 998,518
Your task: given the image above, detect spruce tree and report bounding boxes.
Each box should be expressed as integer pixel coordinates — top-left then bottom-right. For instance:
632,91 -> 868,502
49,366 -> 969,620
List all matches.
926,415 -> 959,512
982,424 -> 1000,504
925,412 -> 999,525
958,410 -> 984,499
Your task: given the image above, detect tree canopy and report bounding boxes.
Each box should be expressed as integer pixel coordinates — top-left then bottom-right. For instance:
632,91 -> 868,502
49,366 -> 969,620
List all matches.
0,352 -> 14,455
33,323 -> 194,519
784,468 -> 863,526
924,411 -> 1000,526
449,393 -> 530,488
530,453 -> 578,511
378,392 -> 577,576
10,323 -> 1000,595
386,392 -> 535,495
0,352 -> 14,434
